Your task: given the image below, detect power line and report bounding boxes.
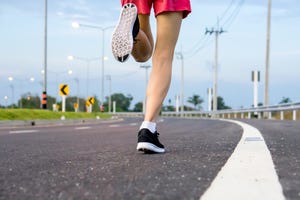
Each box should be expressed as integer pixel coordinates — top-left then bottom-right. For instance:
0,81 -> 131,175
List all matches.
184,0 -> 245,58
222,0 -> 245,29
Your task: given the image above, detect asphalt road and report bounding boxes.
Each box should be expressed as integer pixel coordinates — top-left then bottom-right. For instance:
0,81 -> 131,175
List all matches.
0,117 -> 299,200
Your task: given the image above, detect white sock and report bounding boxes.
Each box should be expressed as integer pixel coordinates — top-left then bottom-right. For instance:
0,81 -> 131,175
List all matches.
140,121 -> 156,134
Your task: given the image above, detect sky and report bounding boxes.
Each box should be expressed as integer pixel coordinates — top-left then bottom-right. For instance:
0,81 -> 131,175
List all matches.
0,0 -> 300,110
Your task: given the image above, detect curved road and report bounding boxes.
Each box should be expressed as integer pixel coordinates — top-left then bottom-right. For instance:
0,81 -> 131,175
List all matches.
0,117 -> 299,199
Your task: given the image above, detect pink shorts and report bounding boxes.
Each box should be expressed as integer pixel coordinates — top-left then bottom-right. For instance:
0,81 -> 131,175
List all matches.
121,0 -> 191,19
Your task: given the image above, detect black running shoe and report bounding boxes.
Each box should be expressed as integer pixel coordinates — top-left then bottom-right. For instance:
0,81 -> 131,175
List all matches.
111,3 -> 139,63
136,129 -> 165,153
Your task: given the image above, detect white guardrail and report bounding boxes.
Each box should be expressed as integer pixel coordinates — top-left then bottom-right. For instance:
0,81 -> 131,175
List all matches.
161,102 -> 300,121
114,102 -> 300,121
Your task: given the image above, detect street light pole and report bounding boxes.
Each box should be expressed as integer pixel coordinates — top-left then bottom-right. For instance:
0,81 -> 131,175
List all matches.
74,78 -> 80,111
4,96 -> 8,108
68,56 -> 100,98
176,51 -> 184,117
106,75 -> 112,113
71,22 -> 114,107
42,0 -> 48,109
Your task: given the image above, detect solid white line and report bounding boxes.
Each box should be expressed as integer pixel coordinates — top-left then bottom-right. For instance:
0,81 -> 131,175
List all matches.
200,119 -> 285,200
75,127 -> 91,130
9,130 -> 39,134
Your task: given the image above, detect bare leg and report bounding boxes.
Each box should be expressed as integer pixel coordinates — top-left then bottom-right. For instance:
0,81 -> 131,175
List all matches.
144,12 -> 183,122
131,14 -> 154,62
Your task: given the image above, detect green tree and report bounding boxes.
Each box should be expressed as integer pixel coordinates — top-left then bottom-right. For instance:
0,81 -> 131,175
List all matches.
187,94 -> 204,110
47,95 -> 56,110
110,93 -> 133,112
133,102 -> 143,112
211,96 -> 231,110
217,96 -> 231,110
279,97 -> 292,104
162,105 -> 175,112
19,93 -> 40,109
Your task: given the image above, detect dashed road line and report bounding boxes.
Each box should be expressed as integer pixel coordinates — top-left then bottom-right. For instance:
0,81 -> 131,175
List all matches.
74,127 -> 91,130
129,123 -> 138,126
109,124 -> 121,128
200,119 -> 285,200
9,130 -> 39,134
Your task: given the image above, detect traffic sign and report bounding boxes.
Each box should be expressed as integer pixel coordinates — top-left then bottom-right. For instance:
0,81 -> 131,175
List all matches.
59,84 -> 69,96
74,103 -> 79,109
88,97 -> 95,105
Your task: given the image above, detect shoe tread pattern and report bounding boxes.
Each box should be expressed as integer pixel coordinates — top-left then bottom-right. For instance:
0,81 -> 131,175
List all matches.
111,3 -> 137,62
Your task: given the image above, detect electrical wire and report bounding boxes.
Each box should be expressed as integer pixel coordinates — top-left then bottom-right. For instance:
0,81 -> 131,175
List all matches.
184,0 -> 246,58
222,0 -> 245,29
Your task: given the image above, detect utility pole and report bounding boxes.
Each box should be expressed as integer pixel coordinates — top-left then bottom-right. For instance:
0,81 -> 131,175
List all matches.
264,0 -> 272,107
176,50 -> 184,117
205,19 -> 225,113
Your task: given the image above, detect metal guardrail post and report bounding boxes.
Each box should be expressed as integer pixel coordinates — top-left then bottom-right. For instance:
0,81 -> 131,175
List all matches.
293,110 -> 297,121
268,112 -> 272,119
280,111 -> 284,120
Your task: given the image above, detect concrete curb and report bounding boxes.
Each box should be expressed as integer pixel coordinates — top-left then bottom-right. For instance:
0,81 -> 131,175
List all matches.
0,116 -> 122,128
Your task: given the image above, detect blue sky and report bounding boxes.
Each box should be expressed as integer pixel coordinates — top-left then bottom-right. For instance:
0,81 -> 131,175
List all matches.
0,0 -> 300,110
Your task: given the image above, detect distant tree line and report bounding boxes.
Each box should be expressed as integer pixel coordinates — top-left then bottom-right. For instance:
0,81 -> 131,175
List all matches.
0,92 -> 294,112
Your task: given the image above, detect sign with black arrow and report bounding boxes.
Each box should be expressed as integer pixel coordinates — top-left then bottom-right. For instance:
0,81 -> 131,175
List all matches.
88,97 -> 95,105
59,84 -> 69,96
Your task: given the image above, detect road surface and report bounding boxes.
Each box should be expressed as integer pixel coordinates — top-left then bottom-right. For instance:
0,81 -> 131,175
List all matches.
0,117 -> 299,199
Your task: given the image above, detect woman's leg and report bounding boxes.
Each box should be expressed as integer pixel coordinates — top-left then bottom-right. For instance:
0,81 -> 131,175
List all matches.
131,14 -> 154,62
144,12 -> 183,122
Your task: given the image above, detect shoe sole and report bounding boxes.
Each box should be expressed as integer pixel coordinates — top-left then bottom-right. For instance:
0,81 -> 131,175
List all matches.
111,3 -> 137,62
137,142 -> 165,153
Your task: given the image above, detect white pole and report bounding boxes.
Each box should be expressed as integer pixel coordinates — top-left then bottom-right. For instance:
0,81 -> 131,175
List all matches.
175,95 -> 179,113
140,65 -> 151,113
62,95 -> 66,112
253,71 -> 259,109
180,53 -> 184,117
113,101 -> 116,114
264,0 -> 272,107
252,70 -> 260,116
207,88 -> 212,112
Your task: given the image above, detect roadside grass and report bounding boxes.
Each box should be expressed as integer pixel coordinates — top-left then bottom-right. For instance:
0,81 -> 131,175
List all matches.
0,109 -> 112,120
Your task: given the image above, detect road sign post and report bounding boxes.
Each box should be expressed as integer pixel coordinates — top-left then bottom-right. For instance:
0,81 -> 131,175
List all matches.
62,95 -> 66,112
74,102 -> 79,112
59,84 -> 69,113
86,97 -> 95,113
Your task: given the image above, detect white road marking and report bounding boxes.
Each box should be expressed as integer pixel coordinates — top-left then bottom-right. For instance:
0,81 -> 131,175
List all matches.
200,119 -> 285,200
9,130 -> 39,134
75,127 -> 91,130
129,123 -> 137,126
109,124 -> 121,128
